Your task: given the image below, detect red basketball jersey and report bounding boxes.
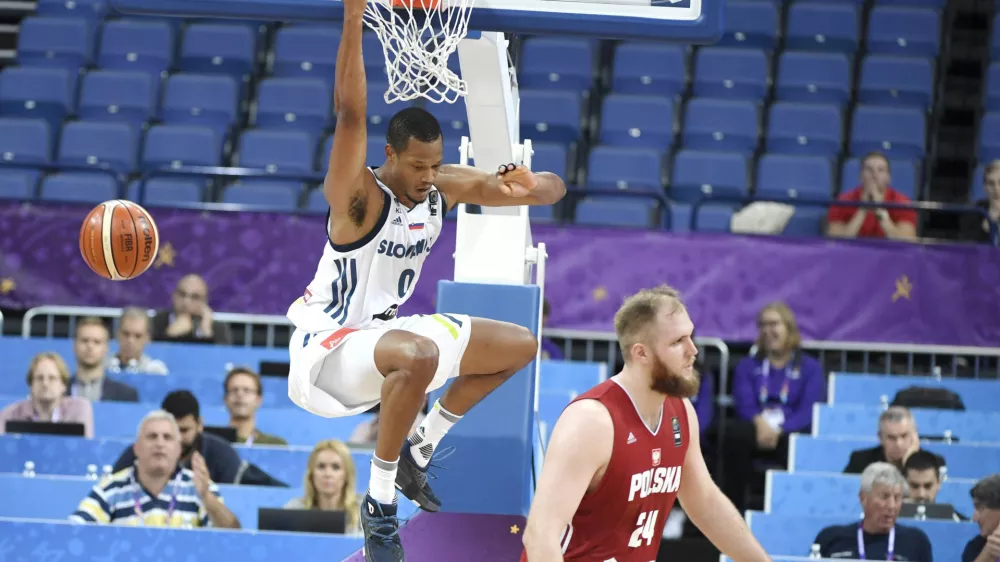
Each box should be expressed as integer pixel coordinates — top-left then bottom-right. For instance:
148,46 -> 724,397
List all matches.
522,379 -> 690,562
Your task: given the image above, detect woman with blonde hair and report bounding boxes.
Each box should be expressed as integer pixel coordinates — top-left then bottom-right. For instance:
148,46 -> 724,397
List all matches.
284,439 -> 361,534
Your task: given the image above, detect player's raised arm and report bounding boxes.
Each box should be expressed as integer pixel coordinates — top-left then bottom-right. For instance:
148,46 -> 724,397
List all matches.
435,163 -> 566,212
324,0 -> 374,218
677,400 -> 772,562
523,399 -> 613,562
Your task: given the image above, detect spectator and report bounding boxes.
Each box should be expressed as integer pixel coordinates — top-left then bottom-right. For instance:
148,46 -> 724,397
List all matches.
903,450 -> 966,521
112,390 -> 243,484
349,399 -> 425,445
963,474 -> 1000,562
107,307 -> 168,375
844,406 -> 946,475
284,439 -> 361,534
0,352 -> 94,438
68,317 -> 139,403
539,299 -> 562,360
151,274 -> 233,345
223,367 -> 287,446
722,302 -> 825,513
959,160 -> 1000,244
827,151 -> 918,240
813,462 -> 933,560
70,410 -> 239,528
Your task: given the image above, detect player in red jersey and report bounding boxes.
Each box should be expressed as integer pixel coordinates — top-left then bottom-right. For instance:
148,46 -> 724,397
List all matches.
522,285 -> 771,562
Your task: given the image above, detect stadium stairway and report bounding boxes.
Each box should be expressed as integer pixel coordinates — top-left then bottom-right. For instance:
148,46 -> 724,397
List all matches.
0,0 -> 32,66
343,512 -> 528,561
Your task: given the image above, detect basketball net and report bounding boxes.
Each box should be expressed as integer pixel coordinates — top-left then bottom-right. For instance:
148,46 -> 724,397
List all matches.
363,0 -> 476,105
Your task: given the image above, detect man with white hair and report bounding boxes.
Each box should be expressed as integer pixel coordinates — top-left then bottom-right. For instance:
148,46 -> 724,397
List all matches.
69,410 -> 240,528
814,462 -> 933,560
845,406 -> 946,475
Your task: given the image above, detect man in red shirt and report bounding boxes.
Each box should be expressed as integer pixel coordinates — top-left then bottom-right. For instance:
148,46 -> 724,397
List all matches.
826,152 -> 918,240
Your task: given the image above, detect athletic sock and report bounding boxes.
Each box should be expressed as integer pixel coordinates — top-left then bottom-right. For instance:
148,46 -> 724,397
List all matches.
368,455 -> 398,505
407,400 -> 463,468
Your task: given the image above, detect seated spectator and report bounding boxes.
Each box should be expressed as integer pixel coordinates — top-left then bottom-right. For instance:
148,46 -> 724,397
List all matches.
722,302 -> 824,513
963,474 -> 1000,562
68,317 -> 139,403
827,151 -> 918,240
350,400 -> 425,445
112,390 -> 243,484
959,160 -> 1000,244
539,299 -> 562,360
223,367 -> 287,446
813,462 -> 932,560
284,439 -> 361,534
152,274 -> 233,344
903,450 -> 966,521
70,410 -> 239,528
0,352 -> 94,438
844,406 -> 946,475
107,307 -> 168,375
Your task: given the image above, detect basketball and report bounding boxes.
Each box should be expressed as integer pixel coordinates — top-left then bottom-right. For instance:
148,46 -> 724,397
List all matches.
79,200 -> 160,281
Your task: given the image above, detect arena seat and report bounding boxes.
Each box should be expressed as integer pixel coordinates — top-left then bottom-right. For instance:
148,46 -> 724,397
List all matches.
253,77 -> 332,137
765,102 -> 843,157
518,90 -> 585,146
0,117 -> 52,168
682,98 -> 759,155
127,178 -> 204,207
849,105 -> 926,160
236,129 -> 316,177
0,173 -> 36,200
609,42 -> 687,98
304,186 -> 327,213
16,16 -> 94,71
141,124 -> 225,171
0,67 -> 76,132
179,23 -> 258,80
692,47 -> 769,103
828,373 -> 1000,411
159,73 -> 241,137
574,196 -> 658,228
866,7 -> 940,58
36,0 -> 108,20
785,3 -> 860,54
585,146 -> 664,195
717,1 -> 778,51
978,112 -> 1000,162
774,51 -> 852,106
96,19 -> 175,79
361,32 -> 387,78
669,149 -> 749,202
781,210 -> 826,237
270,25 -> 341,87
529,143 -> 570,184
692,204 -> 736,233
39,172 -> 118,203
754,154 -> 834,200
77,70 -> 157,129
985,62 -> 1000,112
598,94 -> 675,149
57,120 -> 139,174
970,162 -> 988,202
425,97 -> 471,140
813,403 -> 1000,444
529,204 -> 555,223
519,37 -> 596,94
858,55 -> 934,110
840,157 -> 919,199
222,182 -> 301,211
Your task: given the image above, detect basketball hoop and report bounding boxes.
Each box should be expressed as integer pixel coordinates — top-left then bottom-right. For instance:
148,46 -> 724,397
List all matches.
363,0 -> 475,105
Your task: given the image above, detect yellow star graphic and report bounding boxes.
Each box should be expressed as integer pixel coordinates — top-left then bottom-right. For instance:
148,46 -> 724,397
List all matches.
891,275 -> 912,302
0,278 -> 15,295
509,524 -> 520,535
592,286 -> 608,302
154,242 -> 176,269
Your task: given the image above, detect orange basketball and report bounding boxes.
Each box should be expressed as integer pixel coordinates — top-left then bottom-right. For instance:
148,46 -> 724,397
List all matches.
79,200 -> 160,281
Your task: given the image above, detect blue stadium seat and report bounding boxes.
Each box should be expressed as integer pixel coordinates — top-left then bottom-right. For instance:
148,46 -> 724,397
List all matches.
77,70 -> 156,129
0,173 -> 35,200
874,0 -> 945,8
270,25 -> 340,86
993,13 -> 1000,61
670,150 -> 748,202
0,117 -> 52,168
36,0 -> 107,20
765,102 -> 842,157
128,178 -> 204,207
318,135 -> 386,170
223,182 -> 301,211
362,33 -> 388,80
986,62 -> 1000,112
718,1 -> 778,51
682,98 -> 758,154
692,47 -> 769,102
781,210 -> 825,237
867,7 -> 940,58
441,136 -> 462,165
586,146 -> 663,195
179,23 -> 257,80
692,204 -> 735,233
367,82 -> 413,136
529,204 -> 555,223
610,42 -> 687,97
980,113 -> 1000,162
519,38 -> 596,93
160,74 -> 240,137
599,94 -> 674,149
0,68 -> 75,132
755,154 -> 833,199
56,121 -> 138,174
859,55 -> 934,109
970,162 -> 990,202
530,143 -> 570,184
775,51 -> 851,106
305,186 -> 327,213
575,197 -> 658,228
40,172 -> 118,203
841,157 -> 919,199
519,90 -> 583,145
97,19 -> 174,79
785,3 -> 860,54
141,125 -> 224,170
850,105 -> 926,159
425,99 -> 470,140
16,17 -> 94,70
237,130 -> 315,176
254,77 -> 332,136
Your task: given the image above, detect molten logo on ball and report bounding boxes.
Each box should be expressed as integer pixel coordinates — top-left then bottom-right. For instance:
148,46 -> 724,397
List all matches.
79,200 -> 160,281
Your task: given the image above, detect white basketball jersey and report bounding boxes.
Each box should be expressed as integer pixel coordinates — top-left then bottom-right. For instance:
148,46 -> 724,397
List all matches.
286,168 -> 446,333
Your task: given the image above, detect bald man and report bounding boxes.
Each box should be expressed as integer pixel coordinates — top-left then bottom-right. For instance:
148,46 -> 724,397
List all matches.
151,274 -> 233,345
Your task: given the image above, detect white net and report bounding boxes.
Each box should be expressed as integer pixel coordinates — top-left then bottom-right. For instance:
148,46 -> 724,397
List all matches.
363,0 -> 476,105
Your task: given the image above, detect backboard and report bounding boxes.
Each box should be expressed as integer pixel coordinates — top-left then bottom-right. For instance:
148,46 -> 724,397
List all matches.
109,0 -> 724,42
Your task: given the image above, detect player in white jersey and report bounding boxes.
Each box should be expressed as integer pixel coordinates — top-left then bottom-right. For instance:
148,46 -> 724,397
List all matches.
286,1 -> 568,560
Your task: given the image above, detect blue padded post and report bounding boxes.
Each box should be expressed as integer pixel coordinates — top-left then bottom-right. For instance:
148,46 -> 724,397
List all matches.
429,280 -> 539,516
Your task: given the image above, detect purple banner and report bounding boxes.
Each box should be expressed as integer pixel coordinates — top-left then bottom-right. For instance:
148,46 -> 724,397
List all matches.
1,202 -> 998,346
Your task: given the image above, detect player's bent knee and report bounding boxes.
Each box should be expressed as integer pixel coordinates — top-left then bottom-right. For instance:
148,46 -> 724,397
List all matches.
510,324 -> 538,367
398,334 -> 440,383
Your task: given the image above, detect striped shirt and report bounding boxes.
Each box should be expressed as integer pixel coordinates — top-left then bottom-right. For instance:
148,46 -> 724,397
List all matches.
69,466 -> 221,528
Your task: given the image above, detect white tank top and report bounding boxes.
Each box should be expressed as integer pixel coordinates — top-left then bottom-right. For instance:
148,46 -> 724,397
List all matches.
286,168 -> 447,333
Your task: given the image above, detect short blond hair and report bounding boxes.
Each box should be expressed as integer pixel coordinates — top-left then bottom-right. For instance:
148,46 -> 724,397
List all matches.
614,285 -> 686,362
26,352 -> 71,386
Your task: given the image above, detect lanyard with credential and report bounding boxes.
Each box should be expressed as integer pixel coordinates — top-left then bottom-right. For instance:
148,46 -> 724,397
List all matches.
133,471 -> 179,526
857,523 -> 894,561
758,360 -> 789,405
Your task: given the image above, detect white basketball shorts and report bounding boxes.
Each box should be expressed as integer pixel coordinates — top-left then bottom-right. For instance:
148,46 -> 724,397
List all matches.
287,313 -> 473,419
